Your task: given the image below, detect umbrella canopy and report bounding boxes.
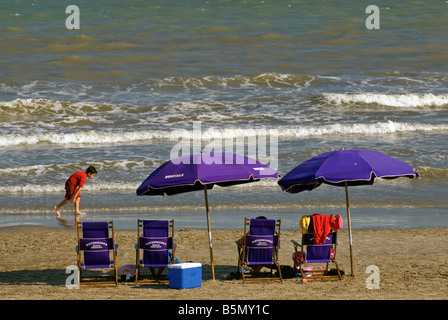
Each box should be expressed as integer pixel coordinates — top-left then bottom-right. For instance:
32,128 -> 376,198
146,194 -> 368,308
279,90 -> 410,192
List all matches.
278,149 -> 420,193
137,152 -> 278,279
278,149 -> 420,276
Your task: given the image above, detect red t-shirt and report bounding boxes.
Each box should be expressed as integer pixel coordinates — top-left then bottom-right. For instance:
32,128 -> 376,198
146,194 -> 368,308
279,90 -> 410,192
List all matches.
66,171 -> 87,188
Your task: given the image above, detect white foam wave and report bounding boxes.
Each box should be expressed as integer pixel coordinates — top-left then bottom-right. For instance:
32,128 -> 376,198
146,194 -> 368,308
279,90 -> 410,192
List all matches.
0,179 -> 280,195
0,182 -> 140,194
0,160 -> 164,176
277,121 -> 448,138
323,93 -> 448,108
155,73 -> 315,89
1,200 -> 439,216
0,130 -> 167,147
1,121 -> 447,147
0,98 -> 133,120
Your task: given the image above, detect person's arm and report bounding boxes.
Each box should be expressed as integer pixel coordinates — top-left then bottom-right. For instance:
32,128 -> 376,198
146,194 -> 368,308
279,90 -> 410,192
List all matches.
69,186 -> 82,202
237,235 -> 246,247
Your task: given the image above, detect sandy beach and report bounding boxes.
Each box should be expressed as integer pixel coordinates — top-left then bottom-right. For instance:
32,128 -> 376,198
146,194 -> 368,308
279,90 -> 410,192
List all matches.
0,225 -> 447,300
2,2 -> 448,314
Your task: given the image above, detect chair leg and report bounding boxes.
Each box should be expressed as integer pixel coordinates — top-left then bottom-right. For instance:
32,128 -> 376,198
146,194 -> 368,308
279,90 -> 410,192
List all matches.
114,251 -> 118,285
240,265 -> 246,282
135,249 -> 140,284
149,267 -> 166,280
79,268 -> 83,284
237,246 -> 246,281
334,259 -> 342,280
277,265 -> 283,282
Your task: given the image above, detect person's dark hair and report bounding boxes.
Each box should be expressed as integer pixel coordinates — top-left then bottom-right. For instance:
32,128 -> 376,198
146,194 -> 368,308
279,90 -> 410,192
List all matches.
86,166 -> 97,174
256,216 -> 267,219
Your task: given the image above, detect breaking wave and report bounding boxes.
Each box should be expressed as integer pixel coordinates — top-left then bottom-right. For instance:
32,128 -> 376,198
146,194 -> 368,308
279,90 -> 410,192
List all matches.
323,93 -> 448,108
0,160 -> 166,176
0,165 -> 443,195
1,120 -> 447,147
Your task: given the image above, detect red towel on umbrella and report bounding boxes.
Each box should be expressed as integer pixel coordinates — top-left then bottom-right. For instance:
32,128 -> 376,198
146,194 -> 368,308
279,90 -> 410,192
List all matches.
312,214 -> 336,244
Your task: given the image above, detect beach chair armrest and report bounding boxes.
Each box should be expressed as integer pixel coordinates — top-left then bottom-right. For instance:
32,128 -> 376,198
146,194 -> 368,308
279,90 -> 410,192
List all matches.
290,239 -> 303,250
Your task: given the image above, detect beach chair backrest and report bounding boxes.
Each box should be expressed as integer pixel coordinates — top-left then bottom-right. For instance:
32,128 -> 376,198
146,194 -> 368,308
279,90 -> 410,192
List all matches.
139,220 -> 173,267
82,221 -> 109,238
249,218 -> 276,235
246,218 -> 278,265
302,232 -> 337,246
302,231 -> 337,263
79,221 -> 114,269
79,238 -> 115,268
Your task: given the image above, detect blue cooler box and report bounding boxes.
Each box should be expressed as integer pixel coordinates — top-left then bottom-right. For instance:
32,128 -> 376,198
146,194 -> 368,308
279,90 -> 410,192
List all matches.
168,262 -> 202,289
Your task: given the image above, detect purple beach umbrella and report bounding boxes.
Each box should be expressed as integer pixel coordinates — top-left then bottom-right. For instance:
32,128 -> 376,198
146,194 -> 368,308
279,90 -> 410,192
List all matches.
137,152 -> 278,280
278,149 -> 420,276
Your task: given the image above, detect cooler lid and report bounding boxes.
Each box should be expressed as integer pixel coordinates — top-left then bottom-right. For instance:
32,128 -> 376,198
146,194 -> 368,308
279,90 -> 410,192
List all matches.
168,262 -> 202,269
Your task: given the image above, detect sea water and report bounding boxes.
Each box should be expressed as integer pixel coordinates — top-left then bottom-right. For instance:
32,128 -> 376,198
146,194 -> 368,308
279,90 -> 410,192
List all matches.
1,1 -> 447,230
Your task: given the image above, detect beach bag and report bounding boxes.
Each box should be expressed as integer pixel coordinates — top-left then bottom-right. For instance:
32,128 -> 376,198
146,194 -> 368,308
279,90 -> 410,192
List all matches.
118,264 -> 136,281
293,249 -> 334,263
293,251 -> 306,263
333,214 -> 343,231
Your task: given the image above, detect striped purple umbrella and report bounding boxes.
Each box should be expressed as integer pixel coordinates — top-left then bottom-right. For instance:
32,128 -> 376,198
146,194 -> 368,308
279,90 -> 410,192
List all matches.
278,149 -> 420,276
137,152 -> 278,279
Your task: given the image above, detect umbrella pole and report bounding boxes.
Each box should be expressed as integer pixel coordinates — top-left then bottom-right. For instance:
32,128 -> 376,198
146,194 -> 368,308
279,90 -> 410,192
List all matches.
204,185 -> 215,280
345,181 -> 354,277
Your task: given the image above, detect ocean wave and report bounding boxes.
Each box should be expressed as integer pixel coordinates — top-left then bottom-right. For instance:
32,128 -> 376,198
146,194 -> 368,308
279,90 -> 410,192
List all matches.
0,98 -> 126,117
1,120 -> 447,147
1,200 -> 445,216
323,93 -> 448,108
277,121 -> 448,138
0,159 -> 165,176
0,130 -> 167,147
153,73 -> 315,89
0,73 -> 314,102
415,166 -> 448,180
0,178 -> 280,195
0,182 -> 140,194
0,97 -> 286,127
0,166 -> 444,195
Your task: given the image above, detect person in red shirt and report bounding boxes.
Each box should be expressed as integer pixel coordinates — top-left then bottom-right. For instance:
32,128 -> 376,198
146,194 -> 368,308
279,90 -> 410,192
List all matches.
54,166 -> 97,217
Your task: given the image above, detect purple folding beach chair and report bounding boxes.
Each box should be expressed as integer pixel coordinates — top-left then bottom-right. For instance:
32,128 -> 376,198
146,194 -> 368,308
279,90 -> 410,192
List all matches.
135,219 -> 175,284
291,215 -> 342,281
237,217 -> 282,282
76,221 -> 118,287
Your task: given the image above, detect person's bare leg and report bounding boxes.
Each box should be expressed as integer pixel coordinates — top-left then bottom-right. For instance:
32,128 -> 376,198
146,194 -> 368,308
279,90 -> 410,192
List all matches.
74,197 -> 85,216
54,199 -> 70,216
